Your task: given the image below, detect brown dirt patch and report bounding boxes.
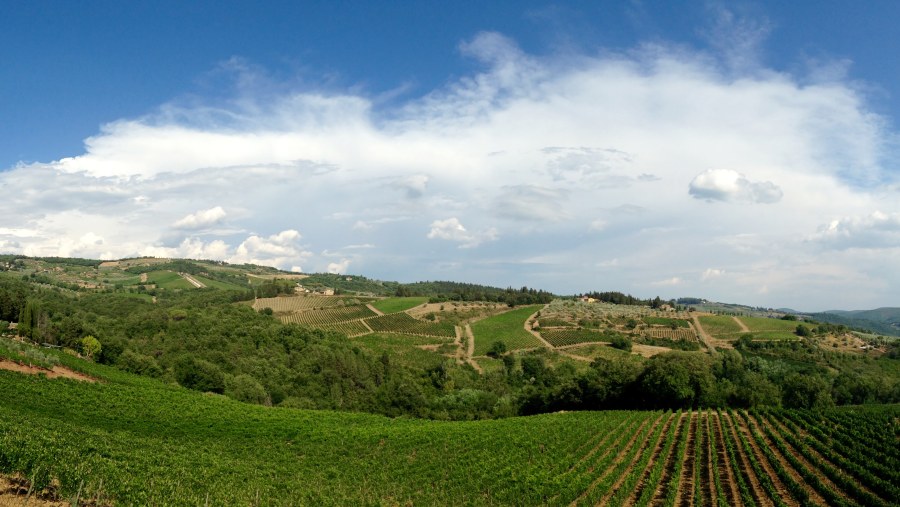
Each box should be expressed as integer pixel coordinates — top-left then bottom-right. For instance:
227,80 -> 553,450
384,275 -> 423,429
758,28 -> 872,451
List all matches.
631,344 -> 673,357
0,359 -> 97,383
0,474 -> 68,507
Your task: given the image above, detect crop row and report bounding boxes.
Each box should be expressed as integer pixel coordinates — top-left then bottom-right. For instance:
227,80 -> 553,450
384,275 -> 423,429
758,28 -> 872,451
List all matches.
252,295 -> 352,312
277,305 -> 377,326
540,328 -> 608,347
1,359 -> 897,507
364,312 -> 456,338
640,327 -> 697,341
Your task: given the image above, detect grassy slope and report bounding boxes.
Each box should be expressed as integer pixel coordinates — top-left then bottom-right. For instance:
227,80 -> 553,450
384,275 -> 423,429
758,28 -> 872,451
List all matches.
0,353 -> 629,506
146,271 -> 194,290
471,305 -> 543,355
369,296 -> 429,314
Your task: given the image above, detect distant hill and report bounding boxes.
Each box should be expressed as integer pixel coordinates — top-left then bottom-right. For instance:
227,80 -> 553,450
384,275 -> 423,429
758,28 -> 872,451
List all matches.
807,308 -> 900,337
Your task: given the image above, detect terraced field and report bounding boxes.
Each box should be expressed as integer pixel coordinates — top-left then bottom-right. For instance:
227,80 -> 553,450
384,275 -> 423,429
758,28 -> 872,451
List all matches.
471,305 -> 544,355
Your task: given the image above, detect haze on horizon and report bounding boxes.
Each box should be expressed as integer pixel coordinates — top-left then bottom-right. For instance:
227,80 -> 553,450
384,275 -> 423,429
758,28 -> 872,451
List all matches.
1,1 -> 898,312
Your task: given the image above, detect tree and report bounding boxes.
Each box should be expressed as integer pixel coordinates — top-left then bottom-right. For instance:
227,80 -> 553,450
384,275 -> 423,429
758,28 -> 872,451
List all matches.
487,340 -> 507,358
80,335 -> 102,360
795,324 -> 811,337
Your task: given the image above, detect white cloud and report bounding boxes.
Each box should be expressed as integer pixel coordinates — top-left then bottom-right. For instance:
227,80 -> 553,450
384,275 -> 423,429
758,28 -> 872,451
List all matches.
689,169 -> 783,203
173,206 -> 227,230
701,268 -> 725,281
810,211 -> 900,249
426,218 -> 497,248
327,259 -> 351,274
1,27 -> 898,308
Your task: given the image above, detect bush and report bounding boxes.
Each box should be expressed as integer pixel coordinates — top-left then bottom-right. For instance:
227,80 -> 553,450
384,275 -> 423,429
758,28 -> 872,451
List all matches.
487,341 -> 507,358
611,335 -> 632,352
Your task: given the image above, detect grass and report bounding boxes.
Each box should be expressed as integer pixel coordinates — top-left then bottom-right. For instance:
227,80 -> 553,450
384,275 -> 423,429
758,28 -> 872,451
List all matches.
698,315 -> 745,339
563,343 -> 641,363
370,297 -> 429,314
191,274 -> 248,291
146,271 -> 195,290
350,333 -> 451,370
471,305 -> 544,355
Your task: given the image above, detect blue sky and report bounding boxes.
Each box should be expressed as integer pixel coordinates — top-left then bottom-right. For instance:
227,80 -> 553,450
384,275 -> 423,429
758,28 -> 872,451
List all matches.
2,1 -> 899,310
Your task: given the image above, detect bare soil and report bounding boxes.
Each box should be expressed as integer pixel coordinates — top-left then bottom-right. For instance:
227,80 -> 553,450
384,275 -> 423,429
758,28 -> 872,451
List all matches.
722,412 -> 775,507
598,412 -> 675,506
745,413 -> 828,506
631,344 -> 673,358
0,474 -> 68,507
711,412 -> 742,507
0,359 -> 97,383
675,412 -> 698,507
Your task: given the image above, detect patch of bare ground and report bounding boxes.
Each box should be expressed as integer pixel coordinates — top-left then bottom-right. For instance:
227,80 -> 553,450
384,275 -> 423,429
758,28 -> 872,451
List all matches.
732,316 -> 750,333
599,412 -> 676,506
569,412 -> 663,506
726,412 -> 787,507
761,415 -> 855,504
365,303 -> 384,316
0,359 -> 97,382
745,413 -> 828,506
645,412 -> 689,506
463,324 -> 482,373
690,314 -> 717,353
675,412 -> 698,507
703,413 -> 717,506
711,412 -> 742,507
631,344 -> 673,358
524,305 -> 554,350
0,473 -> 109,507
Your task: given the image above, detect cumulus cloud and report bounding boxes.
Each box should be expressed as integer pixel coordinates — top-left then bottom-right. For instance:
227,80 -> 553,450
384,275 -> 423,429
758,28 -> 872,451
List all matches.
173,206 -> 227,230
810,211 -> 900,249
327,259 -> 351,274
0,25 -> 897,308
427,218 -> 497,248
689,169 -> 783,203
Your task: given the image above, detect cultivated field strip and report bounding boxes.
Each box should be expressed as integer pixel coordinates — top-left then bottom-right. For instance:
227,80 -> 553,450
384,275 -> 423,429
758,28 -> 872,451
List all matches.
641,328 -> 697,341
2,394 -> 895,506
364,312 -> 456,338
277,304 -> 377,325
252,295 -> 354,312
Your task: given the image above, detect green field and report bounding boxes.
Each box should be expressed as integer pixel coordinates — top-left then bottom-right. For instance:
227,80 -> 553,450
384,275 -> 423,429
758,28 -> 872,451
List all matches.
2,359 -> 897,506
471,305 -> 543,355
146,271 -> 195,290
350,332 -> 451,370
191,274 -> 249,291
370,296 -> 429,314
698,315 -> 745,339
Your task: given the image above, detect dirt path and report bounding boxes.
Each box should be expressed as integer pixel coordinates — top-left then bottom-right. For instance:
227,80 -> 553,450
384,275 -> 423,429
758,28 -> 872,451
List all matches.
674,412 -> 698,507
463,324 -> 483,373
722,412 -> 775,507
745,413 -> 828,506
761,415 -> 855,505
690,314 -> 717,353
598,412 -> 675,506
524,305 -> 554,349
711,412 -> 743,507
139,272 -> 148,283
365,303 -> 384,316
0,359 -> 97,383
569,413 -> 661,506
180,273 -> 205,288
732,316 -> 750,333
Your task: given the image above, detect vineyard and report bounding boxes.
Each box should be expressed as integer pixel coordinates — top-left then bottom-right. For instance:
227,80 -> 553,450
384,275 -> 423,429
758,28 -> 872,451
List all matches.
277,305 -> 377,326
364,312 -> 456,338
252,295 -> 358,312
641,327 -> 697,341
542,328 -> 610,347
471,305 -> 544,355
1,360 -> 897,506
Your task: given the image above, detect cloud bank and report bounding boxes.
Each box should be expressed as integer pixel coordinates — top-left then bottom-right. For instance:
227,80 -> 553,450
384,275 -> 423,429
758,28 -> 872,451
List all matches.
1,29 -> 897,309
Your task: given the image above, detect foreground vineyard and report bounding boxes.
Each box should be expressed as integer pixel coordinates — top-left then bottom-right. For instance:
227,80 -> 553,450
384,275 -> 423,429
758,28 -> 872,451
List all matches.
1,361 -> 897,506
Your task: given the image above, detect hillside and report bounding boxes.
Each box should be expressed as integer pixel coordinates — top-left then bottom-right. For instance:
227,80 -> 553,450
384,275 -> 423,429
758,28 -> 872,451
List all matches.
810,308 -> 900,337
1,351 -> 898,505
